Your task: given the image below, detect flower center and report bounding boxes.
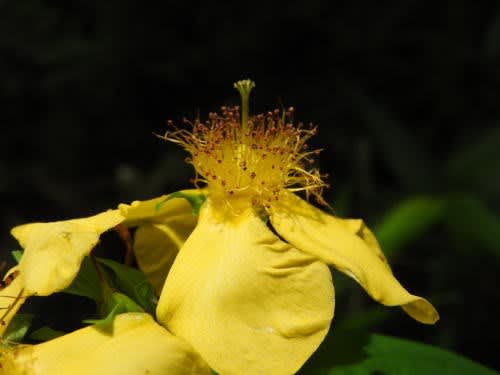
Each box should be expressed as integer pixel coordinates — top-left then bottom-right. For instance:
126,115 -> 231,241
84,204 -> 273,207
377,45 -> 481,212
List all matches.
161,80 -> 328,212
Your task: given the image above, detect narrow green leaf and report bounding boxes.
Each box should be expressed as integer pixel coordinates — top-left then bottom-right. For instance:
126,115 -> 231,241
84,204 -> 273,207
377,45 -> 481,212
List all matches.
446,195 -> 500,261
84,303 -> 122,330
63,256 -> 102,302
11,250 -> 23,263
96,258 -> 157,314
320,334 -> 497,375
2,313 -> 33,343
156,190 -> 207,216
84,292 -> 144,331
374,196 -> 446,260
30,326 -> 65,341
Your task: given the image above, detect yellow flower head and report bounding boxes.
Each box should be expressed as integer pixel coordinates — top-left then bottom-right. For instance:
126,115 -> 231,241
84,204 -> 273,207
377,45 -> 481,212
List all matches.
135,80 -> 439,374
160,80 -> 328,214
4,79 -> 439,375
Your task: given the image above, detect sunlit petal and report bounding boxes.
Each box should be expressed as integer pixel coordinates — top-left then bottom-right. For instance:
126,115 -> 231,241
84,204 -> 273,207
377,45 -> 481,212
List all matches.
0,313 -> 211,375
10,210 -> 124,296
270,191 -> 438,324
157,199 -> 334,375
118,190 -> 199,227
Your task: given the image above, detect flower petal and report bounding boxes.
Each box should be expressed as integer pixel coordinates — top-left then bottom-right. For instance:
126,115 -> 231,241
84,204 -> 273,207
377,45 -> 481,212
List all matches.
157,199 -> 334,375
269,191 -> 439,324
0,313 -> 211,375
119,193 -> 198,293
134,223 -> 191,294
118,189 -> 200,227
10,210 -> 124,296
0,266 -> 26,336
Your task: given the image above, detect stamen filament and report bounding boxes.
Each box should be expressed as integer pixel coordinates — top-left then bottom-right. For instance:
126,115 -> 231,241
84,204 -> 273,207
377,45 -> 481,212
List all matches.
160,80 -> 329,213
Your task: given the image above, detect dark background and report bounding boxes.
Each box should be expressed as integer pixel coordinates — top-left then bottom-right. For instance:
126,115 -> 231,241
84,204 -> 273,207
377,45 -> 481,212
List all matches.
1,0 -> 500,371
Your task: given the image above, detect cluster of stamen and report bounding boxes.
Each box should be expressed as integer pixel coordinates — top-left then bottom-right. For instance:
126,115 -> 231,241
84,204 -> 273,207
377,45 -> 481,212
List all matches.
160,104 -> 328,210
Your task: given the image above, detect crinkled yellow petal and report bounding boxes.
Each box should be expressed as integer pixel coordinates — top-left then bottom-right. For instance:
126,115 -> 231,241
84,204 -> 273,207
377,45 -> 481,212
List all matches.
157,198 -> 334,375
0,313 -> 211,375
10,210 -> 124,296
269,191 -> 439,324
119,193 -> 198,293
0,266 -> 26,337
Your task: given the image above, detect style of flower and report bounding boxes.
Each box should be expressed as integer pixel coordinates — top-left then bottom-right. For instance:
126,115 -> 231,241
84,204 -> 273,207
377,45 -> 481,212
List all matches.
2,80 -> 439,375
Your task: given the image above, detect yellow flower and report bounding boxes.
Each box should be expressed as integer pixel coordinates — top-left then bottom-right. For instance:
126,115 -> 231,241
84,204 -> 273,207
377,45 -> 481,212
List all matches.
3,80 -> 439,375
0,313 -> 211,375
120,80 -> 439,375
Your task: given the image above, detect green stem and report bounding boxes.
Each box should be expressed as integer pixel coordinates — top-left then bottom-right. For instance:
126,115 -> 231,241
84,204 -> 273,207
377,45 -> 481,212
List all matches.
233,79 -> 255,131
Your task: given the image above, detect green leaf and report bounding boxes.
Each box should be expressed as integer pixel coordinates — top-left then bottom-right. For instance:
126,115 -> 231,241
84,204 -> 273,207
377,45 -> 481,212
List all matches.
84,304 -> 121,330
446,126 -> 500,198
156,190 -> 207,216
2,313 -> 33,343
30,326 -> 65,341
374,196 -> 446,260
317,334 -> 497,375
11,250 -> 23,263
446,195 -> 500,261
84,292 -> 143,331
96,258 -> 157,314
63,256 -> 102,302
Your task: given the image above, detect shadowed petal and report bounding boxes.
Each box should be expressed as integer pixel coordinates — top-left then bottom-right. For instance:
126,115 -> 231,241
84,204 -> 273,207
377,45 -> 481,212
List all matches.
157,199 -> 334,375
134,223 -> 192,294
0,313 -> 211,375
269,191 -> 439,324
119,193 -> 198,293
10,210 -> 124,296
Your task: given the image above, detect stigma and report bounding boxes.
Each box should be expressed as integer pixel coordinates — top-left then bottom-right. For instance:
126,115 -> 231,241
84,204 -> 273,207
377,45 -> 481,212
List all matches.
160,80 -> 328,212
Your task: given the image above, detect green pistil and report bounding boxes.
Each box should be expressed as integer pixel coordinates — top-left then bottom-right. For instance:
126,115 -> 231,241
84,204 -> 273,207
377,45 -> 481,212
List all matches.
233,79 -> 255,131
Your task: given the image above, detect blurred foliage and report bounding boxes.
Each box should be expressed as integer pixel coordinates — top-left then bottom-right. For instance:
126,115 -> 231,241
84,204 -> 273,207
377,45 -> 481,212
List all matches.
2,313 -> 34,344
1,0 -> 500,371
307,333 -> 496,375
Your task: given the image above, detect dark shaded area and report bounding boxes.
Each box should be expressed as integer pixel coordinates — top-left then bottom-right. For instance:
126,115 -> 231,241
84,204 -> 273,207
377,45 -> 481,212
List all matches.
1,0 -> 500,371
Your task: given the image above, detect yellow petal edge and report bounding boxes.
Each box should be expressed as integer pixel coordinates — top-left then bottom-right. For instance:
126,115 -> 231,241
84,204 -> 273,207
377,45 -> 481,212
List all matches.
157,198 -> 334,375
10,210 -> 124,296
270,191 -> 439,324
0,313 -> 211,375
